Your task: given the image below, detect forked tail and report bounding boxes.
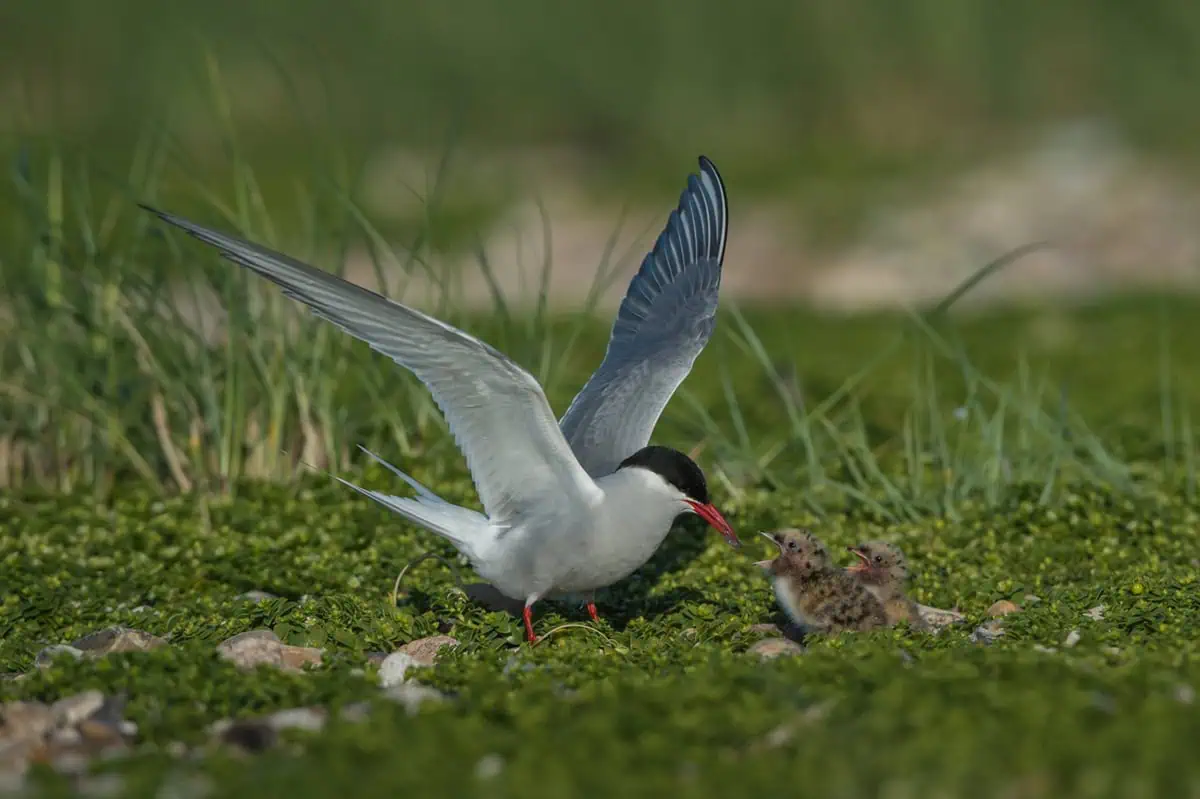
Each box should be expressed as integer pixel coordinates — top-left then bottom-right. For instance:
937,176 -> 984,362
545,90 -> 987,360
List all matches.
334,446 -> 492,562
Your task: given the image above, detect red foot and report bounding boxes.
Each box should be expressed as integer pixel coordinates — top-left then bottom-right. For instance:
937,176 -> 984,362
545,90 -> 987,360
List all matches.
522,605 -> 537,643
586,601 -> 600,623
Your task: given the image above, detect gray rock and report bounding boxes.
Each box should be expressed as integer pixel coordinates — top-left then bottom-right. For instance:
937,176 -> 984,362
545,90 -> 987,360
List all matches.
236,591 -> 279,603
34,645 -> 85,669
916,603 -> 967,629
0,700 -> 55,743
378,652 -> 421,688
748,637 -> 804,660
265,707 -> 327,733
381,683 -> 446,715
51,690 -> 105,728
216,629 -> 323,673
396,635 -> 458,667
72,626 -> 167,656
970,619 -> 1006,645
216,629 -> 284,669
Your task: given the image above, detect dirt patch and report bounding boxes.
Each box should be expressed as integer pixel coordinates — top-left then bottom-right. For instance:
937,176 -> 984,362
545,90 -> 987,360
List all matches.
133,122 -> 1200,343
344,122 -> 1200,315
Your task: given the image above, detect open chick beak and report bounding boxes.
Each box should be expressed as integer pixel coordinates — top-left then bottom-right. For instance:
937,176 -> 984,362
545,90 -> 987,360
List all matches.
846,545 -> 870,572
753,531 -> 781,570
685,499 -> 740,548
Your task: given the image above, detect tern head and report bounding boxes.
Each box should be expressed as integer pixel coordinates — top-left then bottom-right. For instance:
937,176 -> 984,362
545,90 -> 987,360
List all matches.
757,529 -> 831,577
846,540 -> 909,588
617,445 -> 739,548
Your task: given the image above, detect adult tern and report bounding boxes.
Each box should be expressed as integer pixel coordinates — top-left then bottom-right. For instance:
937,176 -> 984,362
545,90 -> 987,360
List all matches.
140,155 -> 736,643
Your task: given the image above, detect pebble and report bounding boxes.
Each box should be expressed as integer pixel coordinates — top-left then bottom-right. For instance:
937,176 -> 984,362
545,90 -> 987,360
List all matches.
1175,684 -> 1195,705
747,623 -> 784,636
914,603 -> 966,629
51,690 -> 106,728
378,652 -> 421,688
1063,629 -> 1081,648
0,691 -> 136,792
396,635 -> 459,667
474,753 -> 505,780
236,590 -> 279,603
217,630 -> 285,669
34,645 -> 85,669
72,626 -> 168,657
381,683 -> 446,715
1084,605 -> 1106,621
279,645 -> 324,672
748,638 -> 804,660
265,707 -> 327,733
986,600 -> 1021,618
1,701 -> 55,743
970,619 -> 1006,645
215,629 -> 323,673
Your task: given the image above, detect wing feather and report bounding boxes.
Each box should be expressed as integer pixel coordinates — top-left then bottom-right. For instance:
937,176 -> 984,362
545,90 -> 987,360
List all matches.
558,156 -> 728,476
142,206 -> 602,522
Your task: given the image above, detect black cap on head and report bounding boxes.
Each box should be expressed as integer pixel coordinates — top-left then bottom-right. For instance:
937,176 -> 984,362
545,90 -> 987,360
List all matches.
618,445 -> 709,504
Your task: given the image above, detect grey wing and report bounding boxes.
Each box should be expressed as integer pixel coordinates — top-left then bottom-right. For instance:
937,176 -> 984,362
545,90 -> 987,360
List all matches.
142,206 -> 602,523
559,156 -> 728,477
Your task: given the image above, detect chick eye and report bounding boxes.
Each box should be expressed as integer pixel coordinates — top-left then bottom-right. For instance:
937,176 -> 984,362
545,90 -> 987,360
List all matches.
874,554 -> 884,564
787,540 -> 799,552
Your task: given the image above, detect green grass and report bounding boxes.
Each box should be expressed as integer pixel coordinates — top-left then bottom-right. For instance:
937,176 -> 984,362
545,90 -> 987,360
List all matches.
5,144 -> 1200,795
9,0 -> 1200,250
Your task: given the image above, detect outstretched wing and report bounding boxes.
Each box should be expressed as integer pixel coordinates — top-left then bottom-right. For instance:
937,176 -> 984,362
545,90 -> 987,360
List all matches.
558,156 -> 728,477
143,206 -> 602,523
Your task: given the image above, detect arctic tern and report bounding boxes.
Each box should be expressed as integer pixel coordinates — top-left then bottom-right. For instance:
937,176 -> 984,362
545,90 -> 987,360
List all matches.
141,155 -> 737,643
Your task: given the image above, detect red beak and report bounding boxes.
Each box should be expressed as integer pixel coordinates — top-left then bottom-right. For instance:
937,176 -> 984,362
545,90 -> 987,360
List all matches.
846,545 -> 869,572
685,499 -> 740,548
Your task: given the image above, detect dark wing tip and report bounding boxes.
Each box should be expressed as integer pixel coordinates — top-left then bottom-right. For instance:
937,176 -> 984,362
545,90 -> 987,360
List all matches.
138,203 -> 189,231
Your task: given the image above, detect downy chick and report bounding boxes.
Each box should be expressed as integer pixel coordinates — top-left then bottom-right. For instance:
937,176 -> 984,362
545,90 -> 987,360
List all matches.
846,540 -> 928,631
758,529 -> 888,634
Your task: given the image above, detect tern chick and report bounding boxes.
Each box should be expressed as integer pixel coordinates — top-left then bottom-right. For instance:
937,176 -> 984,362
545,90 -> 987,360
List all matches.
845,540 -> 928,631
758,530 -> 888,634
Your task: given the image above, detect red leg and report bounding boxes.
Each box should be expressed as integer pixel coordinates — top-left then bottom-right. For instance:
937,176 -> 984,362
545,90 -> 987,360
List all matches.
586,601 -> 600,623
522,605 -> 537,643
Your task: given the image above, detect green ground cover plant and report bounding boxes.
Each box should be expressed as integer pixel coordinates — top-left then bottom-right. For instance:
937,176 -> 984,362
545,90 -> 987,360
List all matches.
2,150 -> 1199,797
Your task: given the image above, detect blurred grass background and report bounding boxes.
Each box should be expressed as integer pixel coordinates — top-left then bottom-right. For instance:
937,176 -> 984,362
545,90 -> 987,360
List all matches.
5,0 -> 1200,494
7,0 -> 1200,249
